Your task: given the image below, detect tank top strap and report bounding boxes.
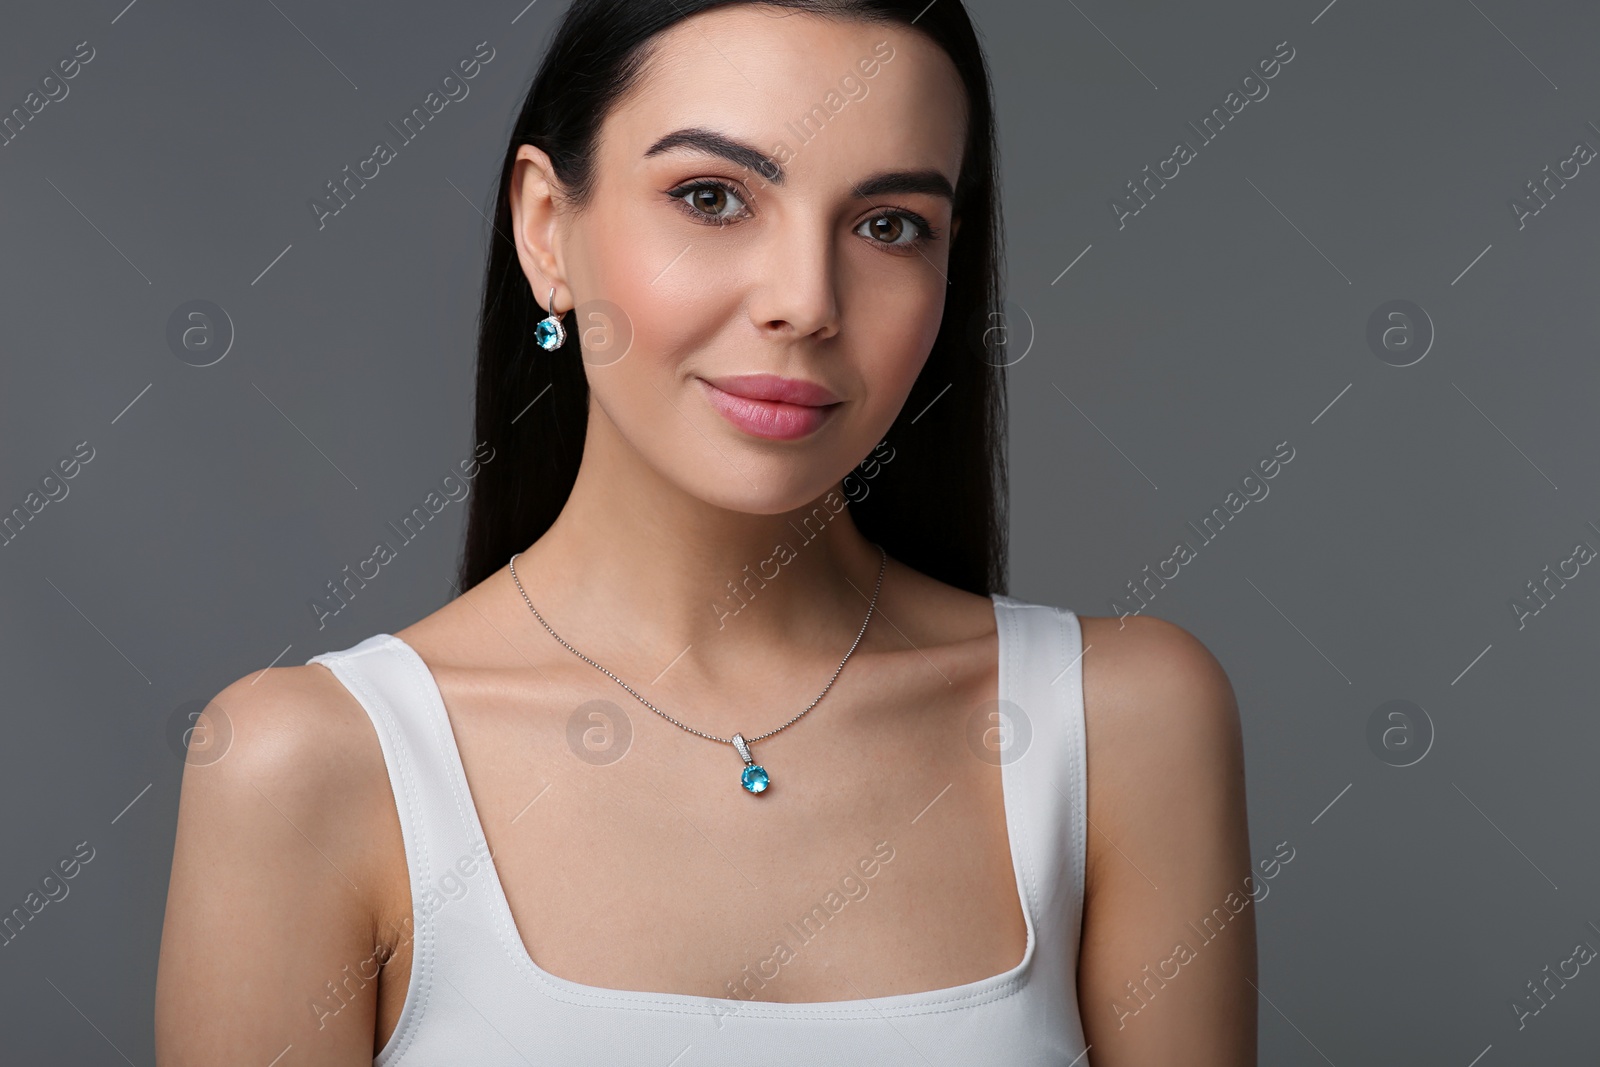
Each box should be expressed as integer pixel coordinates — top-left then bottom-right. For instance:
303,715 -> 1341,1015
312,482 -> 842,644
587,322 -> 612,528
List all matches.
305,634 -> 497,1014
991,596 -> 1089,988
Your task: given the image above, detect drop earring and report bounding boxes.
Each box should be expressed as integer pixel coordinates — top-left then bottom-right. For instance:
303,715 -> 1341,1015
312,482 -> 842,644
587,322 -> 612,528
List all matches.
535,286 -> 567,351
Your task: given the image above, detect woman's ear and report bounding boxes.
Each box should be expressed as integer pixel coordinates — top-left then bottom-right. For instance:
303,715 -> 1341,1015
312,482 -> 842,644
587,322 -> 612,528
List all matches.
509,143 -> 568,311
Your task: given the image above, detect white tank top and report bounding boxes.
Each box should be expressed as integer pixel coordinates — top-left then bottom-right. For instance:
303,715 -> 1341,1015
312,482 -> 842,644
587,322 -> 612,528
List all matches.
306,594 -> 1090,1065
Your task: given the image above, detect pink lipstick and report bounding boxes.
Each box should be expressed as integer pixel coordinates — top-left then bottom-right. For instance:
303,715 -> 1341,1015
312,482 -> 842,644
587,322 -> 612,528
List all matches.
696,374 -> 842,442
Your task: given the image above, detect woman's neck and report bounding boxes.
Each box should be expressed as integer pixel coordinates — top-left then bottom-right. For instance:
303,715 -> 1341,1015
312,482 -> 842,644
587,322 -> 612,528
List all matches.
502,408 -> 889,674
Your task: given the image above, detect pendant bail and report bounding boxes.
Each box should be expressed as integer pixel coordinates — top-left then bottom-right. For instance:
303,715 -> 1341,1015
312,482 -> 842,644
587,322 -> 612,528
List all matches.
731,732 -> 754,765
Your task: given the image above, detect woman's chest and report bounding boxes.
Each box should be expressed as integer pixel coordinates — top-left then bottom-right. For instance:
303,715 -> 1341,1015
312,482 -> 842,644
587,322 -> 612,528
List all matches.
368,649 -> 1026,1043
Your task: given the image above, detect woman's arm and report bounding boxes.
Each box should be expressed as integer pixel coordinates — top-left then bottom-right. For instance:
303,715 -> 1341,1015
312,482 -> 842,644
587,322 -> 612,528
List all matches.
155,667 -> 398,1066
1075,615 -> 1257,1065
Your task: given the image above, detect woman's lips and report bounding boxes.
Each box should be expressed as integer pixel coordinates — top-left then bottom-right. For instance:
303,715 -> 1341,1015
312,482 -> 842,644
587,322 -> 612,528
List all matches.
695,377 -> 841,441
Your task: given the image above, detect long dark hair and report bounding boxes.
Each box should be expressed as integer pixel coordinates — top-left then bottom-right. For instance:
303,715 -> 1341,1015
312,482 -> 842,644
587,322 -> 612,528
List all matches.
456,0 -> 1008,596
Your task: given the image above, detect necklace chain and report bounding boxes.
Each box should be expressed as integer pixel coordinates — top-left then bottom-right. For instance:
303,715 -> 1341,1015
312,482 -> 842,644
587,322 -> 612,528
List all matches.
507,543 -> 888,747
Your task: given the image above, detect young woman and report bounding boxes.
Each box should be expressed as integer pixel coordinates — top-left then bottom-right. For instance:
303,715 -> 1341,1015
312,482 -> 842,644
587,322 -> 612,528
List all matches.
156,1 -> 1255,1063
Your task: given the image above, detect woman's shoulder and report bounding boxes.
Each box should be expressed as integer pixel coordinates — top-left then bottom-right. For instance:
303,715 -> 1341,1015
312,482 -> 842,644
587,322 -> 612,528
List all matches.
168,650 -> 407,913
1069,611 -> 1246,888
157,655 -> 405,1058
1073,610 -> 1239,760
1078,611 -> 1233,688
987,596 -> 1236,733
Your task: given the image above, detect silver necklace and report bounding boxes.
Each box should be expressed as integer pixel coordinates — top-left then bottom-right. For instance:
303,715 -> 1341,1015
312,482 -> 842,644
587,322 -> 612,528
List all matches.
507,543 -> 888,795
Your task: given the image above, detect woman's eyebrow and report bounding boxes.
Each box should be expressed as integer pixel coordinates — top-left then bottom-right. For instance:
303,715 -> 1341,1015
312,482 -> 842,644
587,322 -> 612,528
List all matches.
645,127 -> 785,183
849,170 -> 955,201
644,126 -> 955,201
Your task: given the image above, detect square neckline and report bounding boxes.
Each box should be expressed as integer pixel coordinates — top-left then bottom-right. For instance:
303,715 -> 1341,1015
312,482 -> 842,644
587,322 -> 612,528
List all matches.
382,592 -> 1039,1020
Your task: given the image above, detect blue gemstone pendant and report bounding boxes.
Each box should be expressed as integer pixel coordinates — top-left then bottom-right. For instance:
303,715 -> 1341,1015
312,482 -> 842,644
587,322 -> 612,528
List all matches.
731,733 -> 769,794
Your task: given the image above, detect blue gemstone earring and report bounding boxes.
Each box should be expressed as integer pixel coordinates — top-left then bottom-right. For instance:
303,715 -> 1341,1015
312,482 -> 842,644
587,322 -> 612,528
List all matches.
534,286 -> 567,351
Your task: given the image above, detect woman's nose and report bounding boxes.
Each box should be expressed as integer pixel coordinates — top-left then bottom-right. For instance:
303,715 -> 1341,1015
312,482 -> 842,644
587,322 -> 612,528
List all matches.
743,219 -> 842,342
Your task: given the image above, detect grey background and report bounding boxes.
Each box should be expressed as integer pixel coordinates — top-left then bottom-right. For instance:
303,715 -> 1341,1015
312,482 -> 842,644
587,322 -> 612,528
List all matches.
2,0 -> 1597,1062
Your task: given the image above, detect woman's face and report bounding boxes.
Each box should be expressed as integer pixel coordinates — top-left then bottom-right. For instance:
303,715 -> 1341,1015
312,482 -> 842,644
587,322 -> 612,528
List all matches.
511,5 -> 968,515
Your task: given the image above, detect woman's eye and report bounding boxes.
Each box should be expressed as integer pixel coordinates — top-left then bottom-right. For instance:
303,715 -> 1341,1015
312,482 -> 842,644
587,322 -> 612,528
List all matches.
856,212 -> 936,249
669,180 -> 749,225
667,182 -> 937,250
